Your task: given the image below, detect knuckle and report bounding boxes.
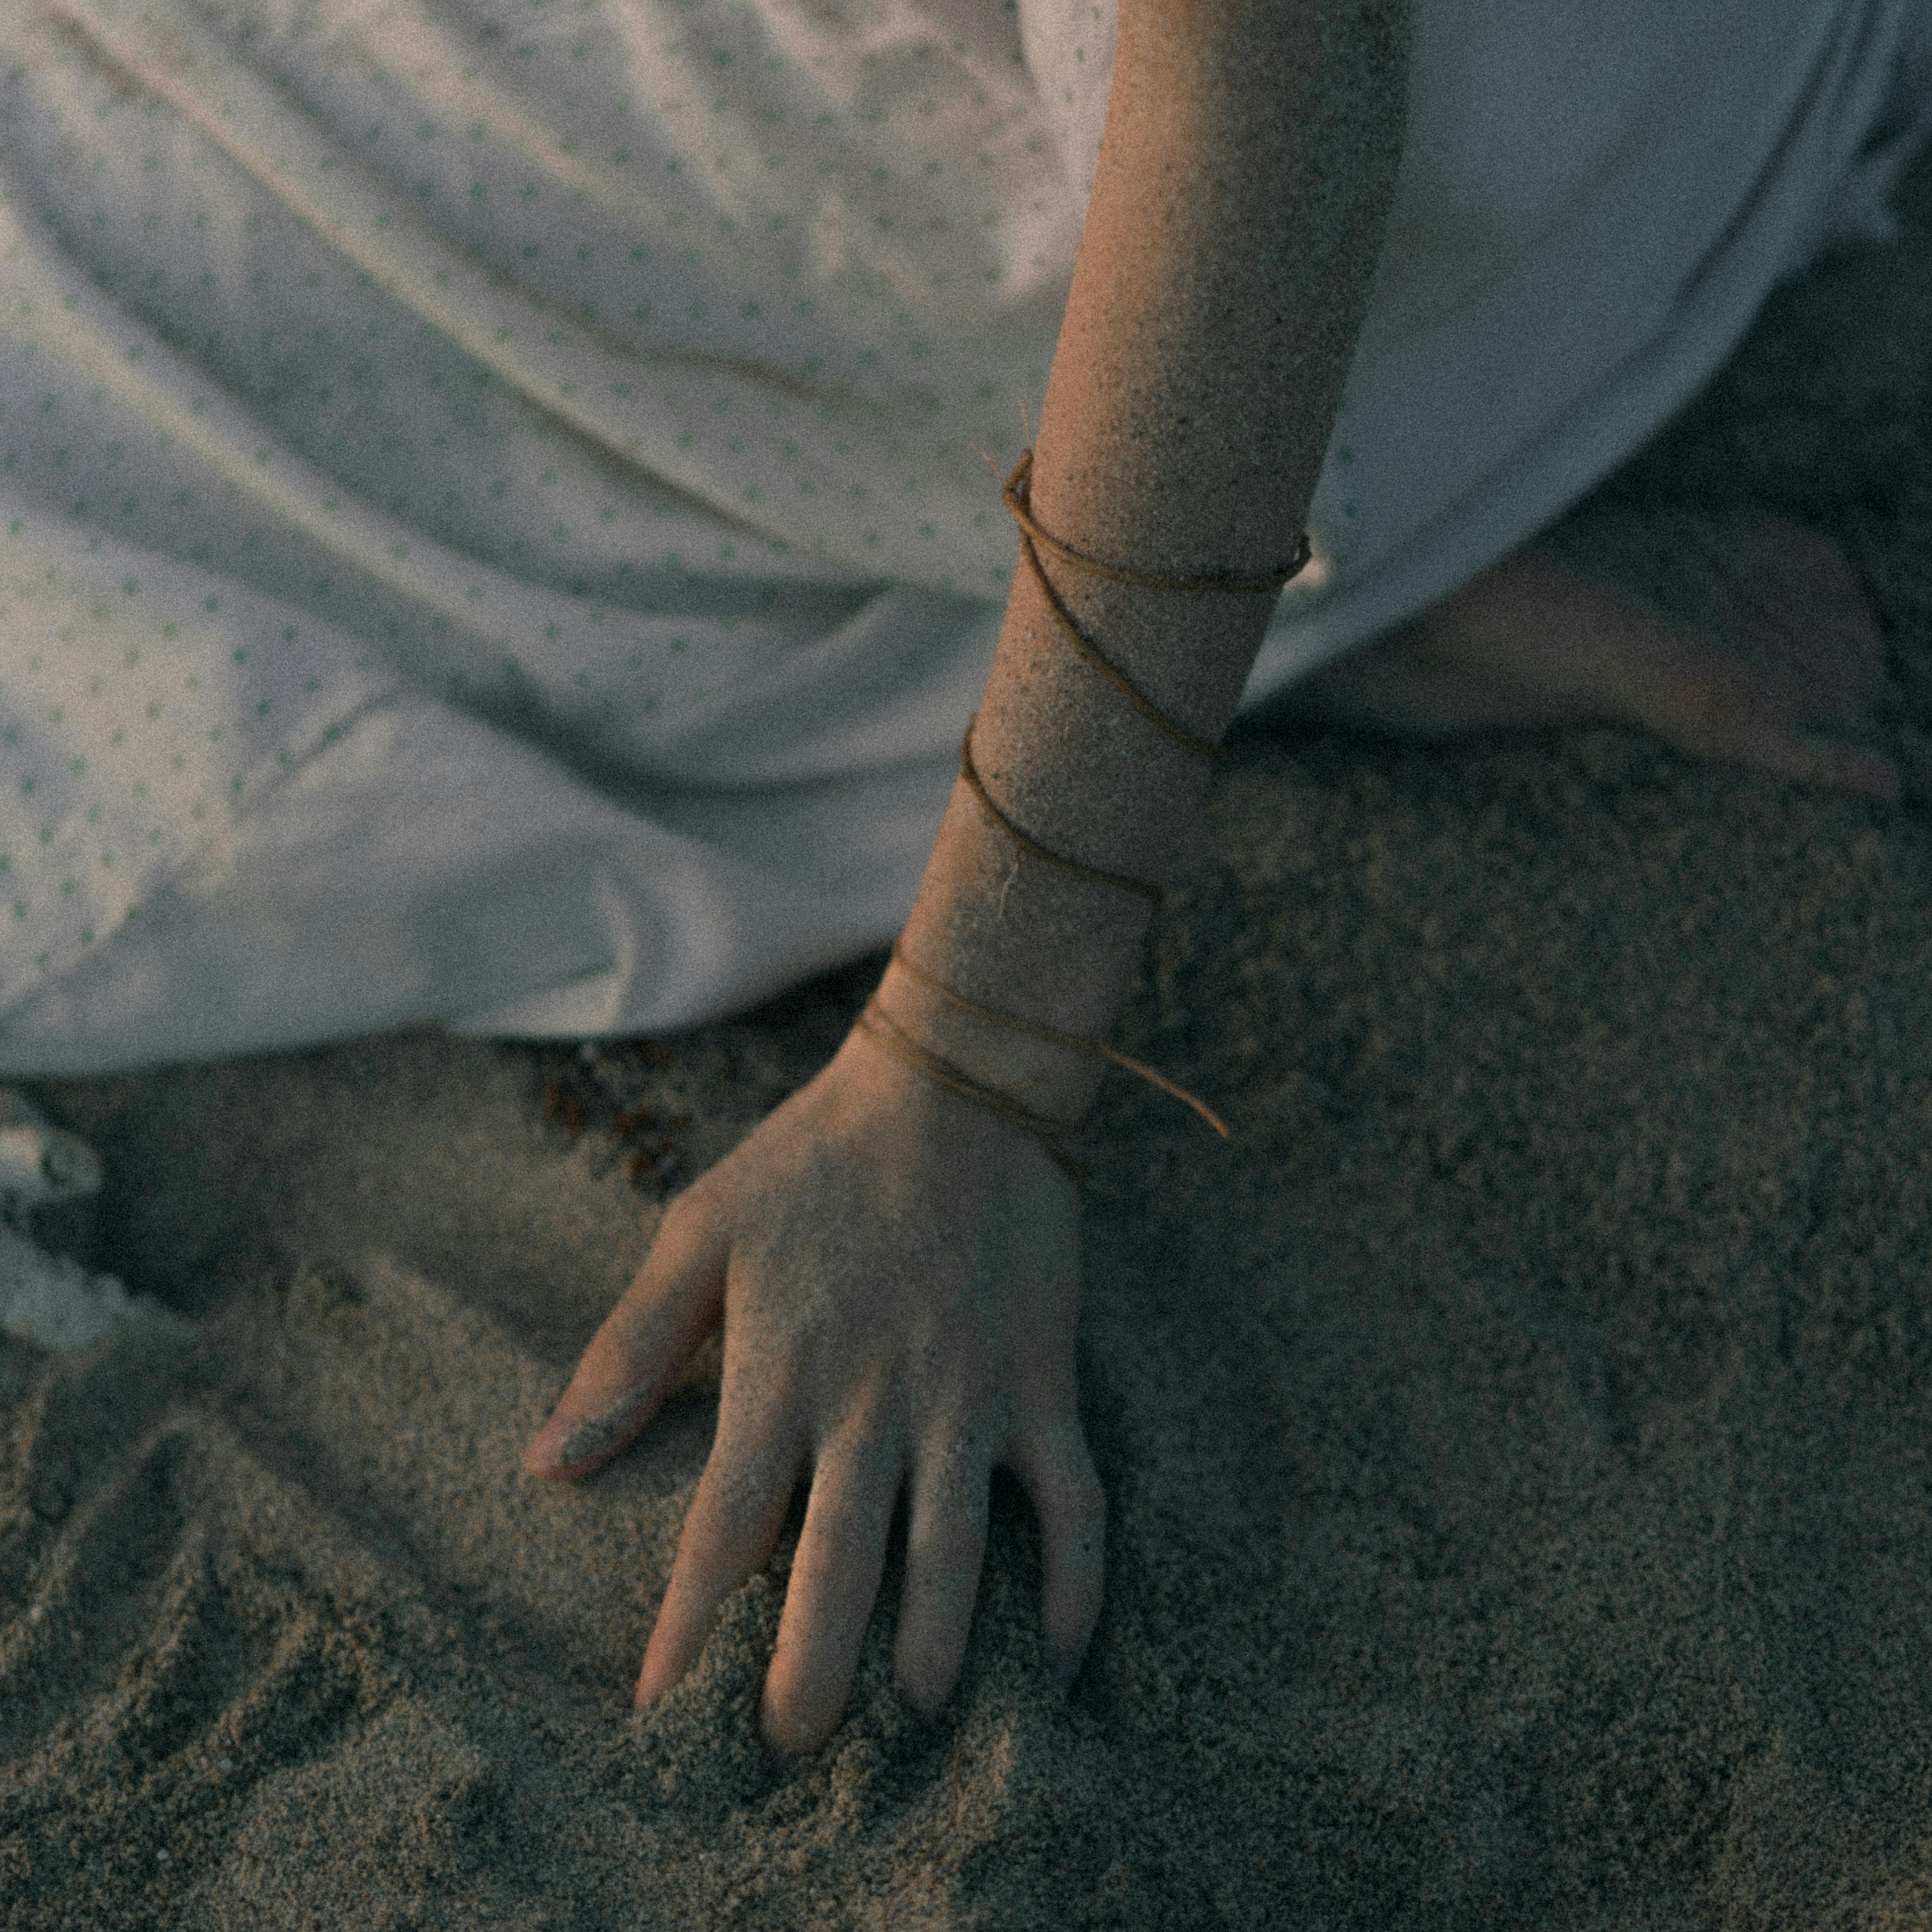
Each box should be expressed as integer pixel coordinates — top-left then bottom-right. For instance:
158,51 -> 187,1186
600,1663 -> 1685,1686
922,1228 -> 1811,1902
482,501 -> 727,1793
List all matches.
655,1182 -> 711,1247
695,1450 -> 783,1545
924,1422 -> 993,1488
678,1486 -> 742,1566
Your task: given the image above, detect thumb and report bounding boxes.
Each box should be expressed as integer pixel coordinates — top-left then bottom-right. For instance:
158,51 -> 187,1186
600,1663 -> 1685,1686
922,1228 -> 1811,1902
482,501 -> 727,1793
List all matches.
525,1192 -> 730,1481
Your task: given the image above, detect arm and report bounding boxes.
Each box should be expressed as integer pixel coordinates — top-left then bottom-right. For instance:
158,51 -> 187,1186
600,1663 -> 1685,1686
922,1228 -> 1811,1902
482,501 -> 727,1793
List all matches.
887,0 -> 1412,1122
525,0 -> 1412,1758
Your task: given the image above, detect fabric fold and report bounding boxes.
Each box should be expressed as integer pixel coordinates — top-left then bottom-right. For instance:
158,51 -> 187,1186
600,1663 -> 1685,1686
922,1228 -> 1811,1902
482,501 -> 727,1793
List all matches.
2,0 -> 1926,1067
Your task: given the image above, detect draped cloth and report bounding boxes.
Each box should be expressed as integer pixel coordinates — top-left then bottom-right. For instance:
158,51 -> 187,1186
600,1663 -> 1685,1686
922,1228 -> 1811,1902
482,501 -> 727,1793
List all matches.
1,0 -> 1927,1071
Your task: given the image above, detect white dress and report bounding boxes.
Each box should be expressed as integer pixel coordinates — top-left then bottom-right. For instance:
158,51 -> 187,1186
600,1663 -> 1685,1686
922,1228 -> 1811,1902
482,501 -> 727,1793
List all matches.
0,0 -> 1927,1072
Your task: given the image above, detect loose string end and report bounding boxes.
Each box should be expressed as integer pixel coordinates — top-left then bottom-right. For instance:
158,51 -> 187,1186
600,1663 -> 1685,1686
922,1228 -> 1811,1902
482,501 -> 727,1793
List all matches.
890,939 -> 1231,1144
1099,1046 -> 1231,1140
968,440 -> 1004,487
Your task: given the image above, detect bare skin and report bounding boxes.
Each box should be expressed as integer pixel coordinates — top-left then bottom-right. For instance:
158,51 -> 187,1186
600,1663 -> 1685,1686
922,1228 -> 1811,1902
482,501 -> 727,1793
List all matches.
530,1031 -> 1091,1742
1279,510 -> 1902,803
525,0 -> 1414,1760
522,0 -> 1903,1760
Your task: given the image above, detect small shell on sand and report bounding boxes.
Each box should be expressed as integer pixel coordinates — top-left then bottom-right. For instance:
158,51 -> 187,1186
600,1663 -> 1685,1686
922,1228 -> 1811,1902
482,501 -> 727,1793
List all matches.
0,1223 -> 163,1355
0,1090 -> 104,1212
0,1086 -> 162,1354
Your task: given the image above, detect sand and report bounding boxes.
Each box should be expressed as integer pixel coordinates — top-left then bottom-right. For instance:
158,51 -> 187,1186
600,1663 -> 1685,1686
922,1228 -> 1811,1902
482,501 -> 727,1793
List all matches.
6,146 -> 1932,1932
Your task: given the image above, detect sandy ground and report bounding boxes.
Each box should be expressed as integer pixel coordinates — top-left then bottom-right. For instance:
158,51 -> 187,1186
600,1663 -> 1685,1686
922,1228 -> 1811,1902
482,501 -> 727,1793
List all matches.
5,149 -> 1932,1932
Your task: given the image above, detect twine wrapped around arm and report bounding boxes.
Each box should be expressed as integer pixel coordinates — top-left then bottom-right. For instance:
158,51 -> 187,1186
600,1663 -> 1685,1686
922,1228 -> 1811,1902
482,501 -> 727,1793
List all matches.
856,998 -> 1088,1182
889,939 -> 1229,1141
879,441 -> 1305,1169
957,715 -> 1165,906
1001,446 -> 1310,596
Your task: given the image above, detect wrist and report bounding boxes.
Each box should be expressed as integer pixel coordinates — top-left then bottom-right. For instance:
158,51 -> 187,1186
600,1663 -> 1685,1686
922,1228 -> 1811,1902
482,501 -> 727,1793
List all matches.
891,777 -> 1155,1098
870,950 -> 1112,1128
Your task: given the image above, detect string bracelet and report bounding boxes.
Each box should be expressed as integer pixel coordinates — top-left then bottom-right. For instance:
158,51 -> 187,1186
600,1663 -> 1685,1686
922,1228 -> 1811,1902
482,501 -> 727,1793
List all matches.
997,444 -> 1312,766
1009,530 -> 1225,760
958,714 -> 1164,907
856,997 -> 1086,1182
890,938 -> 1229,1141
959,446 -> 1317,902
887,433 -> 1296,1165
1001,447 -> 1311,596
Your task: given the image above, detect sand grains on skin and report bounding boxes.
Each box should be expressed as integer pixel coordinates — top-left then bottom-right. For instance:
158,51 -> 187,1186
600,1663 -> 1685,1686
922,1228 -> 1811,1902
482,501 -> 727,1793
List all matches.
2,149 -> 1932,1932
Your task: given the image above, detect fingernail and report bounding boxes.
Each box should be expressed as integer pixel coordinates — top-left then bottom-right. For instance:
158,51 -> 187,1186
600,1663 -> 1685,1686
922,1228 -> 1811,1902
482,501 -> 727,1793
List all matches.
522,1424 -> 565,1478
528,1389 -> 653,1478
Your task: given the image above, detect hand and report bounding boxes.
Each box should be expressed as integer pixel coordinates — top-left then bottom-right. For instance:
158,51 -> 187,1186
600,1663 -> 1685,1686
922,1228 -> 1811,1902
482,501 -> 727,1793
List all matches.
522,1026 -> 1106,1760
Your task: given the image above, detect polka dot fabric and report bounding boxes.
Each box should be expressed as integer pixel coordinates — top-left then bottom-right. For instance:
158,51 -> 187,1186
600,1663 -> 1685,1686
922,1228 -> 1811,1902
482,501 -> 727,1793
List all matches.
1,0 -> 1922,1063
0,0 -> 1094,1045
11,0 -> 1080,591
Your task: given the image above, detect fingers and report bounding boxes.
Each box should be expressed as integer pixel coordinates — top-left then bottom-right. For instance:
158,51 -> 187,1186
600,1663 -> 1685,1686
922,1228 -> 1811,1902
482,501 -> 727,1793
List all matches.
1016,1422 -> 1105,1693
893,1438 -> 991,1713
641,1414 -> 1100,1740
759,1421 -> 902,1759
525,1191 -> 731,1481
634,1418 -> 801,1710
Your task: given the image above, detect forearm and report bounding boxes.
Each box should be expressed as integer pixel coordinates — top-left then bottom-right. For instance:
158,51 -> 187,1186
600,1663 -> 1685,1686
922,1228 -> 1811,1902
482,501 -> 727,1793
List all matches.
538,0 -> 1413,1754
881,0 -> 1411,1115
